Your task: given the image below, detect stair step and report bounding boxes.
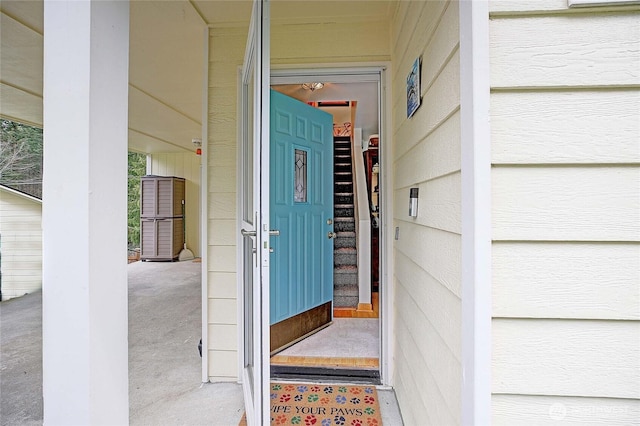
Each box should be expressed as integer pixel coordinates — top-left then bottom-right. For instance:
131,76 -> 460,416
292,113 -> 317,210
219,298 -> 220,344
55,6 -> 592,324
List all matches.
333,283 -> 359,295
334,268 -> 358,285
334,218 -> 355,232
334,296 -> 358,308
333,283 -> 359,308
334,247 -> 357,266
334,164 -> 352,173
334,194 -> 354,204
334,182 -> 353,192
335,207 -> 354,218
334,172 -> 353,182
335,237 -> 356,249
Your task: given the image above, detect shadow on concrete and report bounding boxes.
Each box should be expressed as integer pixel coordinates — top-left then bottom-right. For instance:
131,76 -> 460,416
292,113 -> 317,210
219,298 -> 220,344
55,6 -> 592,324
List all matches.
1,260 -> 245,426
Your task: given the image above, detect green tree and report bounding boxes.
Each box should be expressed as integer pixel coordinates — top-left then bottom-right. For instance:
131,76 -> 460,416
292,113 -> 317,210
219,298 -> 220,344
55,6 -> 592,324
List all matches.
128,151 -> 146,248
0,119 -> 43,198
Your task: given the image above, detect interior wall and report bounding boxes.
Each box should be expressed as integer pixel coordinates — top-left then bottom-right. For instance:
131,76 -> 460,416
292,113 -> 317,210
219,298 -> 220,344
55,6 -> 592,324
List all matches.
206,18 -> 391,381
150,152 -> 201,257
390,1 -> 462,424
489,1 -> 640,423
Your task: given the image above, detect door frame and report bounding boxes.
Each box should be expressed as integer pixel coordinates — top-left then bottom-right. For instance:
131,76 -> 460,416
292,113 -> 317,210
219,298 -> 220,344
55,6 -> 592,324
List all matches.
236,1 -> 271,424
270,64 -> 394,387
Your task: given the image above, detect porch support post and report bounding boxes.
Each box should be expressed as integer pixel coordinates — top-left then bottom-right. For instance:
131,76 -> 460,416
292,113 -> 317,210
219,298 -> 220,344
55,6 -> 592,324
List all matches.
42,1 -> 130,424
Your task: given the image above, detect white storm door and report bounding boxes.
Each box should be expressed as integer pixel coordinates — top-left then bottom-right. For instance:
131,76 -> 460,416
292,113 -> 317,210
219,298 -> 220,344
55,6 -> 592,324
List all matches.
239,0 -> 270,425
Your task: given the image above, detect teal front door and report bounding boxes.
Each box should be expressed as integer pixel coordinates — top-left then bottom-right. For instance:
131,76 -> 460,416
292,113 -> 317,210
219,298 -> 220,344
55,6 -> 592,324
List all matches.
270,89 -> 334,353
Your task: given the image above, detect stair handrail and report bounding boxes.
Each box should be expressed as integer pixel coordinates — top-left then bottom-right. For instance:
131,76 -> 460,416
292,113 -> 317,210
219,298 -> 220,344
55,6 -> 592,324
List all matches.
350,133 -> 372,308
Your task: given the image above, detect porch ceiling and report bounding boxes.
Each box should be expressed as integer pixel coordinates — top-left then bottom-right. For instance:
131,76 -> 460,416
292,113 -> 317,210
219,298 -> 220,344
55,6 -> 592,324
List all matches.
0,0 -> 393,154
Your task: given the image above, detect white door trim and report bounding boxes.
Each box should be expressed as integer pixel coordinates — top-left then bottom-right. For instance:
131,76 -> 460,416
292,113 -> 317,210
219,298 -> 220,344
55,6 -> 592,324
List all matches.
460,1 -> 492,425
271,64 -> 394,387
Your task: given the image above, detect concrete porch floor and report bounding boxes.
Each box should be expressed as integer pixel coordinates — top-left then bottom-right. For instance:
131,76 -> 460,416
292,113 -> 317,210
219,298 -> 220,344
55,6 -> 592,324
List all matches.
1,261 -> 402,425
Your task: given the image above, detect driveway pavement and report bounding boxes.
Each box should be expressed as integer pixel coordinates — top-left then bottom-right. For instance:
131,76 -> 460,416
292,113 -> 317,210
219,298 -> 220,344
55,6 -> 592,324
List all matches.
1,261 -> 244,426
1,260 -> 401,425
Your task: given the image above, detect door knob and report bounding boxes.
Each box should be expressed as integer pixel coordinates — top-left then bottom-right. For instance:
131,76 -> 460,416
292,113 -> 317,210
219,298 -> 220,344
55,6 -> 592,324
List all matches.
241,228 -> 256,237
327,231 -> 337,239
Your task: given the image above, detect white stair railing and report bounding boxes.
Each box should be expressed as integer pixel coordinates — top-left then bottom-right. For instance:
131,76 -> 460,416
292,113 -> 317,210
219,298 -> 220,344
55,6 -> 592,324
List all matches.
351,129 -> 371,308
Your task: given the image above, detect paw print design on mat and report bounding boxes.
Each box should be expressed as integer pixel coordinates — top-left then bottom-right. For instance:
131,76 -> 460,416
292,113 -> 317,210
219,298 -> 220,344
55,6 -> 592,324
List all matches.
304,415 -> 318,425
308,394 -> 319,403
271,393 -> 278,400
350,387 -> 362,395
350,419 -> 363,426
334,415 -> 346,425
320,397 -> 330,405
284,384 -> 295,392
297,385 -> 308,393
335,395 -> 347,404
321,419 -> 332,426
274,414 -> 287,425
350,397 -> 360,404
366,418 -> 379,426
272,384 -> 282,391
323,386 -> 334,394
279,394 -> 291,403
364,395 -> 375,405
294,395 -> 303,402
338,386 -> 348,393
310,385 -> 321,392
364,407 -> 376,415
364,387 -> 374,394
291,416 -> 302,425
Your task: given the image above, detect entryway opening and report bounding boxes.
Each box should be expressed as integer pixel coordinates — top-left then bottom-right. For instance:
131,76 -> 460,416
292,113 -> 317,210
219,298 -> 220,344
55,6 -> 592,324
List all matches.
269,74 -> 384,383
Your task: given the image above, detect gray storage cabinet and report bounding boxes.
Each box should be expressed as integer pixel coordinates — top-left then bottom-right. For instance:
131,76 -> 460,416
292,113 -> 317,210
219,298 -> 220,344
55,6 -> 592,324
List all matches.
140,176 -> 185,261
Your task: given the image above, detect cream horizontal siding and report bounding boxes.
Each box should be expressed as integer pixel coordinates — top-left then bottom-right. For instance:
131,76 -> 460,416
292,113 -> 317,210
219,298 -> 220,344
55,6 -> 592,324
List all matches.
391,1 -> 462,423
493,166 -> 640,241
0,188 -> 42,300
493,242 -> 640,320
493,319 -> 640,398
490,13 -> 640,88
490,0 -> 640,14
150,152 -> 201,257
490,1 -> 640,423
491,90 -> 640,164
493,395 -> 640,426
206,14 -> 391,381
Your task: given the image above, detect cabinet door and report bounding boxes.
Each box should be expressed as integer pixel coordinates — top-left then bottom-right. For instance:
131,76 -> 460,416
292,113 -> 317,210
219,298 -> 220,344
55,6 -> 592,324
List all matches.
140,219 -> 157,259
141,177 -> 186,218
141,179 -> 158,218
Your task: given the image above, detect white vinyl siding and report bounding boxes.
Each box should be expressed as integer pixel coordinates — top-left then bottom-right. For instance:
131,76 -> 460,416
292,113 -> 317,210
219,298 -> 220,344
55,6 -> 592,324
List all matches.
206,17 -> 391,382
149,152 -> 201,257
490,1 -> 640,423
0,188 -> 42,300
391,1 -> 462,424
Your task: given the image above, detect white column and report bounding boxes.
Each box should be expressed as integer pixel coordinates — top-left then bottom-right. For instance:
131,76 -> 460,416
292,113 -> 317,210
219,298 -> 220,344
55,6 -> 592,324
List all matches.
42,1 -> 129,424
460,1 -> 492,425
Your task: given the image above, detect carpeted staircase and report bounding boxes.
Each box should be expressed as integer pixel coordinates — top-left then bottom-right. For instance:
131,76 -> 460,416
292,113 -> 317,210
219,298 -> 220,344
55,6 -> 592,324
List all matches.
333,136 -> 359,308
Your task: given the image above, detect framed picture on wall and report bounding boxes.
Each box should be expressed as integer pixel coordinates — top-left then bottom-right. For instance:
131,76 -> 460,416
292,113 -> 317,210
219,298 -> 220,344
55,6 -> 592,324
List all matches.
407,57 -> 420,118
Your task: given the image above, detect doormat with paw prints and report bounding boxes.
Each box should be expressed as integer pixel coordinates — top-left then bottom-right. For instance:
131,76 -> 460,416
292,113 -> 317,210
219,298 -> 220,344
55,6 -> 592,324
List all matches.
269,382 -> 382,426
